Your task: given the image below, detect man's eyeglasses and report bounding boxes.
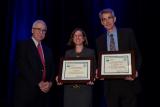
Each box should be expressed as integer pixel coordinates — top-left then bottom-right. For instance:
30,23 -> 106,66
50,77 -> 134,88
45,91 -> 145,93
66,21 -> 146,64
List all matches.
33,28 -> 47,33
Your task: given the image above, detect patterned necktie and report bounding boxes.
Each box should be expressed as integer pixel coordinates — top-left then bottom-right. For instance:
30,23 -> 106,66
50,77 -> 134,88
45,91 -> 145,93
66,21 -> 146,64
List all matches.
110,34 -> 116,51
37,43 -> 46,81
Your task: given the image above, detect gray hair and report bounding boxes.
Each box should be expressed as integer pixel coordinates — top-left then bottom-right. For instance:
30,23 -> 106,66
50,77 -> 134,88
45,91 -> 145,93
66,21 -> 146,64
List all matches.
32,20 -> 47,30
99,8 -> 115,19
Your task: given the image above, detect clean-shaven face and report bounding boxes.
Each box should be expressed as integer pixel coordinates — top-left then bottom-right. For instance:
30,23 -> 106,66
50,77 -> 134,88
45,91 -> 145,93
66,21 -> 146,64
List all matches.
101,12 -> 116,32
73,30 -> 85,46
32,23 -> 47,42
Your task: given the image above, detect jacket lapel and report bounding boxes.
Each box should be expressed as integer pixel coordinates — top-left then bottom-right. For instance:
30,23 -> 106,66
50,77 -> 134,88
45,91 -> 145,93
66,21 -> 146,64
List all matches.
29,39 -> 43,66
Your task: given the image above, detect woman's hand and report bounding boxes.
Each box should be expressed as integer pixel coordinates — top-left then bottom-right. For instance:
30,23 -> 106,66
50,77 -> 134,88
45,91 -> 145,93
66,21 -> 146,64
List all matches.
55,76 -> 63,85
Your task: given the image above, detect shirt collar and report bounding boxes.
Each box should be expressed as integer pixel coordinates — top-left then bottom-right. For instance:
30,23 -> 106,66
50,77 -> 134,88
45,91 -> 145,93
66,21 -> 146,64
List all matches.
107,27 -> 117,37
32,37 -> 40,47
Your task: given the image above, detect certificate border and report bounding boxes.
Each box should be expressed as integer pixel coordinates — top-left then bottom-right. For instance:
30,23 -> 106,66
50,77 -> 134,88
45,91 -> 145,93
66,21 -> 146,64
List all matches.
98,50 -> 136,79
58,57 -> 94,83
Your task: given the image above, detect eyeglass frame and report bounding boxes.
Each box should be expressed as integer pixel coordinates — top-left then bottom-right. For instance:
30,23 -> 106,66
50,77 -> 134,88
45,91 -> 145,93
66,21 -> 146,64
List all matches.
32,28 -> 47,33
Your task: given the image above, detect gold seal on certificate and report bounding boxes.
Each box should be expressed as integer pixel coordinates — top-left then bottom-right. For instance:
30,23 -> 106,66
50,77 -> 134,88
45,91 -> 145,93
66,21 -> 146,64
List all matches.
98,51 -> 136,79
59,57 -> 94,83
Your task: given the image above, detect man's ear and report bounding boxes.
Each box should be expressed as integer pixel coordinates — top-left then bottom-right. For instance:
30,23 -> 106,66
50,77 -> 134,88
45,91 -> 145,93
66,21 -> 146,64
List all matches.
114,17 -> 116,23
100,19 -> 104,26
31,29 -> 34,33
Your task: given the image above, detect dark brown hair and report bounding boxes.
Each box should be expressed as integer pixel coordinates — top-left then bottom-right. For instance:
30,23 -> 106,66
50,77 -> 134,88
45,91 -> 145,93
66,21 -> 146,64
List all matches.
67,27 -> 88,46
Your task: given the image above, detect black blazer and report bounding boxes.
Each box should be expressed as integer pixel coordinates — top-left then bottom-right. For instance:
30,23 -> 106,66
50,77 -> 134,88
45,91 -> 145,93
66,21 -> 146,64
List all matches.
15,39 -> 55,100
65,47 -> 96,76
96,28 -> 142,94
96,28 -> 142,71
65,47 -> 95,58
63,47 -> 96,107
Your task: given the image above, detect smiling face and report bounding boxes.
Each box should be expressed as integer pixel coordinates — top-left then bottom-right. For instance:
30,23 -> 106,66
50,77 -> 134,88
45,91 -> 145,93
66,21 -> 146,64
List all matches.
72,30 -> 85,46
100,12 -> 116,32
32,21 -> 47,43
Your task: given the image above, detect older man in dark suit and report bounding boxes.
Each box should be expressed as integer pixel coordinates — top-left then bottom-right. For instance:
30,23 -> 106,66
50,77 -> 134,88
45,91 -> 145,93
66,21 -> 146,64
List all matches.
14,20 -> 55,107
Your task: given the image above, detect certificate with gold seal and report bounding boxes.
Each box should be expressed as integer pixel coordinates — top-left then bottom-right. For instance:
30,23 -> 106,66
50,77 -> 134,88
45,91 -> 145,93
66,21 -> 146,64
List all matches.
59,57 -> 94,83
98,51 -> 136,79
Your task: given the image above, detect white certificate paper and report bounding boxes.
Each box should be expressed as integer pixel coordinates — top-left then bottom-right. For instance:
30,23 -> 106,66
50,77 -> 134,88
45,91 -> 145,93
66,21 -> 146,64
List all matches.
101,53 -> 132,76
62,60 -> 91,80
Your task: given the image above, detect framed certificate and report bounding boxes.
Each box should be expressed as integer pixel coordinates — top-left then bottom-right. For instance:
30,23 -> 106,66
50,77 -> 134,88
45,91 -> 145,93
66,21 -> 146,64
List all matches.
58,57 -> 94,83
98,51 -> 136,79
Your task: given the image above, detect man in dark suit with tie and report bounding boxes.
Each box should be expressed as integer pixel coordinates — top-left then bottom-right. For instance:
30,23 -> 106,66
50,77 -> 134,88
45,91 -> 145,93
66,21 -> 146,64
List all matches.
14,20 -> 55,107
96,8 -> 142,107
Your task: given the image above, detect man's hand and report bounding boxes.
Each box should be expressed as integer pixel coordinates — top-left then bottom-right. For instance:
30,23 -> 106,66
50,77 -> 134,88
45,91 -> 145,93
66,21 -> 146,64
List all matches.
86,81 -> 94,85
38,81 -> 52,93
125,70 -> 138,81
95,69 -> 104,80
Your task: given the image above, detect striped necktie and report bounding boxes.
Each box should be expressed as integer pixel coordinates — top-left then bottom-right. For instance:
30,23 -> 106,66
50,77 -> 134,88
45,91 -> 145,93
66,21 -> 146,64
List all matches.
109,34 -> 116,51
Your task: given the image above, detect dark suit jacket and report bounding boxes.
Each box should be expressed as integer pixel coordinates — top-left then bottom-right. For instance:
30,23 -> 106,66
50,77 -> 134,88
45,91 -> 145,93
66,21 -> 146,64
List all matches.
14,39 -> 55,107
96,28 -> 142,94
63,47 -> 96,107
96,28 -> 141,71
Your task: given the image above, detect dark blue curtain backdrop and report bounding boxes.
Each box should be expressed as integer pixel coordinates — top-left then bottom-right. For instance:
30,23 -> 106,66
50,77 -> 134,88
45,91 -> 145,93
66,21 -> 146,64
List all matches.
0,0 -> 145,107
